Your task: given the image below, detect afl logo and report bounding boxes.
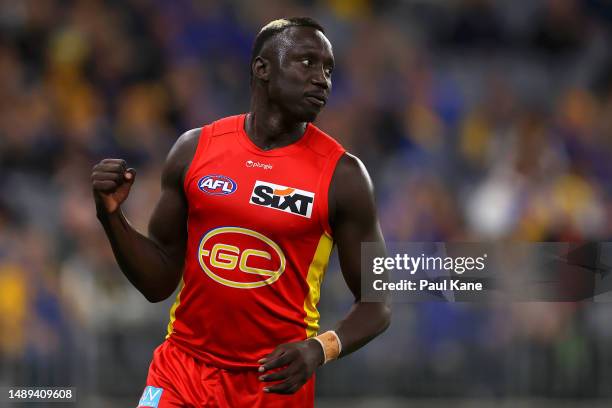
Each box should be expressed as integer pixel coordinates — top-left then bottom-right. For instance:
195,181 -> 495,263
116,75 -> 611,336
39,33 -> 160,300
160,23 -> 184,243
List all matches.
198,227 -> 286,289
198,175 -> 237,195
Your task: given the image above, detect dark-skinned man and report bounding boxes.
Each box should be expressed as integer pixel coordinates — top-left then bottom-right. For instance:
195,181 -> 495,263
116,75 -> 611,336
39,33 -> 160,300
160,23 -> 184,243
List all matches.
92,17 -> 390,408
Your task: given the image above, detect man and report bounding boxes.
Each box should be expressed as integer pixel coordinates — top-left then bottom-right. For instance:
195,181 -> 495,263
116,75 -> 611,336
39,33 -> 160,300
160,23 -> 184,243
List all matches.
92,17 -> 390,407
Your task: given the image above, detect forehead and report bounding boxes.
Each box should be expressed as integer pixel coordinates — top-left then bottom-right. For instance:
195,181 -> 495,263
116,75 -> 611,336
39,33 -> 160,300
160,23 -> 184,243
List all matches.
279,26 -> 333,57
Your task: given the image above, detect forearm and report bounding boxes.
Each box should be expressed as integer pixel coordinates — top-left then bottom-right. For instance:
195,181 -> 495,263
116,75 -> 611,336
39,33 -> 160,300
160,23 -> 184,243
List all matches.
97,209 -> 182,302
334,300 -> 391,357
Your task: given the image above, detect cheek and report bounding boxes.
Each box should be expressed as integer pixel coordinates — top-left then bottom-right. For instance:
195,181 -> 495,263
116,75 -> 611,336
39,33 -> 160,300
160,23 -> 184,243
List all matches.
276,64 -> 304,85
270,74 -> 303,101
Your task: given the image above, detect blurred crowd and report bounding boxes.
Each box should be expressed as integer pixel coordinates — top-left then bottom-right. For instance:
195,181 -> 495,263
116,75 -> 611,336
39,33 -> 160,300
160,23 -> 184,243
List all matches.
1,0 -> 612,403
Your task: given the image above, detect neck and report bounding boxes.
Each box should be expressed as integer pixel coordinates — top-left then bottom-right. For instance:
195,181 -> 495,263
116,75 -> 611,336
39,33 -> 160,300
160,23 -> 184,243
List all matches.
245,98 -> 307,151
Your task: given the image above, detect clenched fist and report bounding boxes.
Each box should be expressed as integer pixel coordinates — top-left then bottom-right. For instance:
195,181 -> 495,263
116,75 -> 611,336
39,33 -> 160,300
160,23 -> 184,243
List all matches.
91,159 -> 136,214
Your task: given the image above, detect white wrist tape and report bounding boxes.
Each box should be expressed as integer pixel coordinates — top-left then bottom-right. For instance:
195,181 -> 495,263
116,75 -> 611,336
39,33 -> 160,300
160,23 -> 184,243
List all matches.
312,331 -> 342,364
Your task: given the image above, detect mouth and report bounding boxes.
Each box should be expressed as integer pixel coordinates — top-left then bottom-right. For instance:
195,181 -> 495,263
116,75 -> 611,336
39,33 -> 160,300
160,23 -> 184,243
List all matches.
304,94 -> 327,107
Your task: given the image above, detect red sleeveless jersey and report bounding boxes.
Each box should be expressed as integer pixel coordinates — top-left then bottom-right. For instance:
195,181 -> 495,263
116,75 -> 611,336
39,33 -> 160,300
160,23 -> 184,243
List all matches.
165,114 -> 345,369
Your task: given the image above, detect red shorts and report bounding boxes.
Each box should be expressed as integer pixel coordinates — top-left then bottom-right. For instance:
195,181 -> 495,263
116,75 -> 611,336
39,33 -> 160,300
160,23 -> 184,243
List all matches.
137,341 -> 315,408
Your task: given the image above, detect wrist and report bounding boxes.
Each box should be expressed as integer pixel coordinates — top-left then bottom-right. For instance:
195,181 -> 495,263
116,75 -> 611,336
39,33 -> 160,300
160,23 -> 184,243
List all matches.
311,330 -> 342,365
96,204 -> 121,222
307,338 -> 325,367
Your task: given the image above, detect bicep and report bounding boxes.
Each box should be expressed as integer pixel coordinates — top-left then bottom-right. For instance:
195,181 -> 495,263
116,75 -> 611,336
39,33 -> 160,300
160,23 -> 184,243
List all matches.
331,154 -> 386,299
148,179 -> 188,263
147,128 -> 200,266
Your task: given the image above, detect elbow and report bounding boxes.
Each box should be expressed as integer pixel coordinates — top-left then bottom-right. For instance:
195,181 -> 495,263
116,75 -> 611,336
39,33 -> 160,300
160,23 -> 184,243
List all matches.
142,288 -> 173,303
140,273 -> 182,303
146,296 -> 166,304
379,303 -> 392,333
143,292 -> 167,303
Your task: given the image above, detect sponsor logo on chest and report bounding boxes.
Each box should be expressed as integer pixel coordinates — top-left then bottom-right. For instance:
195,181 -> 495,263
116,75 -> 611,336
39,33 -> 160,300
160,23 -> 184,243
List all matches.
246,160 -> 273,170
249,180 -> 315,218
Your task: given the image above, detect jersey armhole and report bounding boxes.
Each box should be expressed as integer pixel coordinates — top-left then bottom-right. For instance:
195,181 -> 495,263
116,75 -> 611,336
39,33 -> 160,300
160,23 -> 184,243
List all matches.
316,149 -> 346,238
182,126 -> 212,194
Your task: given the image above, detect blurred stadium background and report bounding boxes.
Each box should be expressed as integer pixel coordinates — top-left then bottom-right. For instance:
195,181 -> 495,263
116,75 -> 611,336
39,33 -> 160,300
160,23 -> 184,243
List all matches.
1,0 -> 612,406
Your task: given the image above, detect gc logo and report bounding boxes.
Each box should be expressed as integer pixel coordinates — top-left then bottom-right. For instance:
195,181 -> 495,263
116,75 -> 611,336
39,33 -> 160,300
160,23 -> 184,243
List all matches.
197,227 -> 286,289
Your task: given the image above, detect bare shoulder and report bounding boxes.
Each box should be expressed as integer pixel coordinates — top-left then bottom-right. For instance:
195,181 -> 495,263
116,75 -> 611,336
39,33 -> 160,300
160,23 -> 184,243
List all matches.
329,152 -> 376,228
169,127 -> 202,166
163,127 -> 202,186
331,152 -> 374,201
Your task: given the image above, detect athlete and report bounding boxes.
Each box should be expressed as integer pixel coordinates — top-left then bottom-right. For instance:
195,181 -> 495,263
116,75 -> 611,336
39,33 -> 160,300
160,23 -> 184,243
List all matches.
92,17 -> 390,407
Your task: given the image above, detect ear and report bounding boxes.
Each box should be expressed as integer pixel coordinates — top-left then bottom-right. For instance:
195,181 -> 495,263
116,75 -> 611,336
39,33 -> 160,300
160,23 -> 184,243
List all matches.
252,56 -> 270,82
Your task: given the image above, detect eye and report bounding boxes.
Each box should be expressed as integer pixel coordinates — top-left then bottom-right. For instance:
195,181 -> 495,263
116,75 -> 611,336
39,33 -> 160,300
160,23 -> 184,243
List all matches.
301,59 -> 312,67
324,67 -> 333,76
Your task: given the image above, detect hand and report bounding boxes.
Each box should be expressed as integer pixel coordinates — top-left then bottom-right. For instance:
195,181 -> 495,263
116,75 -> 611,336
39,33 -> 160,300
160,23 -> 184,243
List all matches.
91,159 -> 136,214
258,339 -> 324,394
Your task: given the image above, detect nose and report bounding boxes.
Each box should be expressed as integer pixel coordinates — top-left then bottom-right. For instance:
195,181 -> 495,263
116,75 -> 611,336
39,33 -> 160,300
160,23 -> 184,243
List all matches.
311,68 -> 330,89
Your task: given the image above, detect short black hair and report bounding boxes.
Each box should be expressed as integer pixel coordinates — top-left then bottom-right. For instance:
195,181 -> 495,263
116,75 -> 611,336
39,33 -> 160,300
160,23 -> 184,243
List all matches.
250,17 -> 326,80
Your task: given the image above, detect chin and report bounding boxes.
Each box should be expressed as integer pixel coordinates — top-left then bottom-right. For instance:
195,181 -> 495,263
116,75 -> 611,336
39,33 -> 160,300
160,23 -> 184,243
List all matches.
299,106 -> 322,122
303,112 -> 319,122
283,103 -> 322,123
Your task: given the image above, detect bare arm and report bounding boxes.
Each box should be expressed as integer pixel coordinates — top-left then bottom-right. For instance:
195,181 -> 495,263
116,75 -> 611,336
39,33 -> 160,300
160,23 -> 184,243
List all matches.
92,128 -> 200,302
329,153 -> 391,355
258,153 -> 391,394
